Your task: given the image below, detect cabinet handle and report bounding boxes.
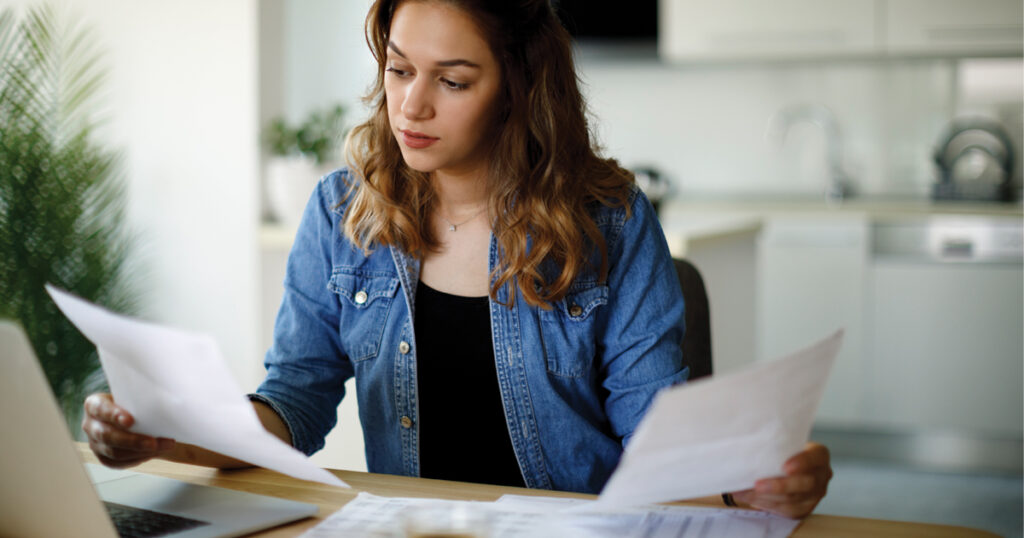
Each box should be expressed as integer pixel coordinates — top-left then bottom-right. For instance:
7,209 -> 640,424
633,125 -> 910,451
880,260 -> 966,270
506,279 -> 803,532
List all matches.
940,238 -> 973,258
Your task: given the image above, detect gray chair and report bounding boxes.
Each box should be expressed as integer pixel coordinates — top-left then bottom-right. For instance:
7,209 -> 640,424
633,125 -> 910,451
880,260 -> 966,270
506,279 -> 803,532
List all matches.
673,258 -> 712,381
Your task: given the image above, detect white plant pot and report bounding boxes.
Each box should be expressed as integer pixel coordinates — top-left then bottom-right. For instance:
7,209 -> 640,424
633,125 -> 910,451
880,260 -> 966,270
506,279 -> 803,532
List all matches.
266,156 -> 339,227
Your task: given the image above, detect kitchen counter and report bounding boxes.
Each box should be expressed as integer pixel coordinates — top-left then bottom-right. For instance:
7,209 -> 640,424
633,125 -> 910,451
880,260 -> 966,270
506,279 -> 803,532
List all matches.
658,213 -> 762,258
660,196 -> 1024,218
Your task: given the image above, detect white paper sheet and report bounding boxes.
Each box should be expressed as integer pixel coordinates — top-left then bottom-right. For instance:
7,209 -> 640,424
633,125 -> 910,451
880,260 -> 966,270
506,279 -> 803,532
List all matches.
46,285 -> 347,488
301,492 -> 800,538
597,330 -> 843,508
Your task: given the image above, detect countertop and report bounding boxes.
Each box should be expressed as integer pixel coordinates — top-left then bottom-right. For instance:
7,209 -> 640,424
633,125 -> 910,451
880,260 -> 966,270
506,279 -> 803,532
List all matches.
660,196 -> 1024,219
655,196 -> 1022,257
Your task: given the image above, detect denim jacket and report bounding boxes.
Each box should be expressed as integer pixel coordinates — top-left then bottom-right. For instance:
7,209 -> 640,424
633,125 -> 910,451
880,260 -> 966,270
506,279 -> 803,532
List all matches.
253,168 -> 688,494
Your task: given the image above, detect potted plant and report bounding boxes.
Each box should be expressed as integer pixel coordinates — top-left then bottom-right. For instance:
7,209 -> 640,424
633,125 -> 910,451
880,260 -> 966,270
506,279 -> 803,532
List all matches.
0,6 -> 138,434
263,104 -> 347,226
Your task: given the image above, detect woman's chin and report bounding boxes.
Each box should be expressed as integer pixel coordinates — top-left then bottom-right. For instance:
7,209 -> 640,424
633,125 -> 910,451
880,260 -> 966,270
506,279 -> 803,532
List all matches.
398,153 -> 437,174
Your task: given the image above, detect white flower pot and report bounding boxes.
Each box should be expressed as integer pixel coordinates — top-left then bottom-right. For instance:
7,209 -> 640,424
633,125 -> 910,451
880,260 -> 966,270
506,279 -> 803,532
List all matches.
265,156 -> 339,227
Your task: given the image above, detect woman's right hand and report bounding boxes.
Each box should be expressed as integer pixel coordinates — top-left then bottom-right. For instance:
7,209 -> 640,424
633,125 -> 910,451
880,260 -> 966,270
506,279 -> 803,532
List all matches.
82,393 -> 176,469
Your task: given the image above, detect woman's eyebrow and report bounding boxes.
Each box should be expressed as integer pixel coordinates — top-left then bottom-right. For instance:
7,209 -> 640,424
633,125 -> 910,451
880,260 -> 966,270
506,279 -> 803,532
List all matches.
387,41 -> 481,69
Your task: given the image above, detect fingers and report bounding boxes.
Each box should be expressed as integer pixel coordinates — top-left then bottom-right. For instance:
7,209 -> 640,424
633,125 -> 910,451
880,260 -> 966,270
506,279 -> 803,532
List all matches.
85,393 -> 133,428
84,416 -> 160,452
743,494 -> 821,519
733,485 -> 823,519
755,474 -> 817,496
81,392 -> 175,469
729,443 -> 834,519
783,442 -> 830,474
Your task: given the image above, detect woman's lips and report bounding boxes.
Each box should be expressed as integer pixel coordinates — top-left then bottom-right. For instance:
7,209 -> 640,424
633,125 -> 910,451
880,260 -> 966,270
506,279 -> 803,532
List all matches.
401,130 -> 439,149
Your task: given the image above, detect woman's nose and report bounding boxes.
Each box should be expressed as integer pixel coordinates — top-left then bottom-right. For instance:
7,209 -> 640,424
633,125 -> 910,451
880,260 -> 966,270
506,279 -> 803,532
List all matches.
401,78 -> 433,120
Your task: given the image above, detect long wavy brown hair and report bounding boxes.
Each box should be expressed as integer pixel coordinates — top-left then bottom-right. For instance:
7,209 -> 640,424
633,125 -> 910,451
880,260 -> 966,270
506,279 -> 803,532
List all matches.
344,0 -> 635,308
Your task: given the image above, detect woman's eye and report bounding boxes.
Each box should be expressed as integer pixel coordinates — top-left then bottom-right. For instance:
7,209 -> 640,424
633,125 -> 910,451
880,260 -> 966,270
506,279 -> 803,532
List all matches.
385,66 -> 408,77
441,78 -> 469,91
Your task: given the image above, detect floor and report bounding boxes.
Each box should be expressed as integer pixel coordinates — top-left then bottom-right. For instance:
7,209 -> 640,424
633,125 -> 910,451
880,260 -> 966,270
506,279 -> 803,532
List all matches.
815,458 -> 1023,537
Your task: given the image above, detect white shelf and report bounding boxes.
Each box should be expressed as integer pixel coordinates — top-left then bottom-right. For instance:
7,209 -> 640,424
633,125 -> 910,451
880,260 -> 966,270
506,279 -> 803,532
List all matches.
260,223 -> 299,251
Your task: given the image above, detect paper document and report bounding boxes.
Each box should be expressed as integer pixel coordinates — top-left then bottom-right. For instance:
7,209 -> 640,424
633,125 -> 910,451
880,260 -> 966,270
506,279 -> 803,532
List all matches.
598,330 -> 843,507
46,285 -> 347,488
301,492 -> 799,538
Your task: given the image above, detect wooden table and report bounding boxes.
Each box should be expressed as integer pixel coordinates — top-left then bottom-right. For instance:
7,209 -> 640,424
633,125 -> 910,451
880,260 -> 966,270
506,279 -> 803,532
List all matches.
76,444 -> 995,537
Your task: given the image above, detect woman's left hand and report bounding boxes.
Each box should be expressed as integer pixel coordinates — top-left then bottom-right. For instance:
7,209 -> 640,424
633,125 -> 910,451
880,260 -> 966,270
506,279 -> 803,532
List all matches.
730,442 -> 833,519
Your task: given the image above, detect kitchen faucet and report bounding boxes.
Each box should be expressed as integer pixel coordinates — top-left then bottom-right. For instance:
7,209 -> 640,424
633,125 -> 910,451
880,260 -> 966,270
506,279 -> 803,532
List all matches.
766,103 -> 854,203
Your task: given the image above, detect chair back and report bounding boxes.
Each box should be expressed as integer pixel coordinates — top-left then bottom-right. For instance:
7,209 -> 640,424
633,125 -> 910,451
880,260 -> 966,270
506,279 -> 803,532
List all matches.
673,258 -> 712,380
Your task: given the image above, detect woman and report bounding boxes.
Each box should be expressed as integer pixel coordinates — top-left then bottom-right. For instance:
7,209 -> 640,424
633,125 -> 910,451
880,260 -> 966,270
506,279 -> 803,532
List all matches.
83,0 -> 832,518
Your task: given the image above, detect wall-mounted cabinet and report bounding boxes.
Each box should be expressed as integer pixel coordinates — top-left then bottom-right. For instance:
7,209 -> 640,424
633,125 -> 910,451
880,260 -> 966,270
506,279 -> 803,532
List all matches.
659,0 -> 1023,62
659,0 -> 878,61
885,0 -> 1024,57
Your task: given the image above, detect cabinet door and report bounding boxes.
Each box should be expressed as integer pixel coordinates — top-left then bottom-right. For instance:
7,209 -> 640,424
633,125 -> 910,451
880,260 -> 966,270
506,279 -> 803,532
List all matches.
885,0 -> 1023,56
757,217 -> 870,426
868,261 -> 1023,436
659,0 -> 878,61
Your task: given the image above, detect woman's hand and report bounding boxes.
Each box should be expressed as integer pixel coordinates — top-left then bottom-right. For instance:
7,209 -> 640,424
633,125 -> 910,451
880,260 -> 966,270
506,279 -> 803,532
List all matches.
731,442 -> 833,519
82,393 -> 176,469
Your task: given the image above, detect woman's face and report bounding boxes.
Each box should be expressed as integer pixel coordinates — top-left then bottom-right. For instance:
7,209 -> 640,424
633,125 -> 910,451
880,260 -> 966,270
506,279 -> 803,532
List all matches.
384,1 -> 502,178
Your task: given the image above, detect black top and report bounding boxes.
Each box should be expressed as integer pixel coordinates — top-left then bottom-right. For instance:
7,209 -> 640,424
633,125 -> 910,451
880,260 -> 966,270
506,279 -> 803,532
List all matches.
414,281 -> 526,488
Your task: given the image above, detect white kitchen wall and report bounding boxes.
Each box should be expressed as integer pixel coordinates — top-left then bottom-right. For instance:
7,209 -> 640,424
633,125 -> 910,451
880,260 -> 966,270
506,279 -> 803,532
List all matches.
578,57 -> 960,199
4,0 -> 264,391
282,0 -> 375,127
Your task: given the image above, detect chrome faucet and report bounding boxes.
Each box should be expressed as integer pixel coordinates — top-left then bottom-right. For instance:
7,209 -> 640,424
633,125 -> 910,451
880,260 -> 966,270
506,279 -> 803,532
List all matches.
766,103 -> 854,203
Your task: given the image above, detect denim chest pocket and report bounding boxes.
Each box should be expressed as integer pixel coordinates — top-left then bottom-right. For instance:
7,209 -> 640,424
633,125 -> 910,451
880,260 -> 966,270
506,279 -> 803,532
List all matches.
539,284 -> 608,378
328,268 -> 400,362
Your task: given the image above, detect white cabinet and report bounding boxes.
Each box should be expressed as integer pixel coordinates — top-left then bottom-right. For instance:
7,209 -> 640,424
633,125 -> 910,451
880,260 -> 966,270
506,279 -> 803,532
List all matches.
659,0 -> 879,61
885,0 -> 1024,56
756,215 -> 871,427
659,0 -> 1023,61
868,254 -> 1023,436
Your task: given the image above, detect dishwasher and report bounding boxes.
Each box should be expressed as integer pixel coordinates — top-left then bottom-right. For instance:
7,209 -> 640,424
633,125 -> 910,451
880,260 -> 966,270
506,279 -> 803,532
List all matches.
865,214 -> 1022,471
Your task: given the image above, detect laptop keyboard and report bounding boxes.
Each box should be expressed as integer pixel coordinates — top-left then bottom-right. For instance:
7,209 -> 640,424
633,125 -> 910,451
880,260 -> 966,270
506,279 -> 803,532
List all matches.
104,501 -> 210,538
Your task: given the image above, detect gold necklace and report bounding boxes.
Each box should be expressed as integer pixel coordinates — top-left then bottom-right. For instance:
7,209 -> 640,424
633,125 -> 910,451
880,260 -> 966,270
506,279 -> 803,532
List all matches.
441,207 -> 487,232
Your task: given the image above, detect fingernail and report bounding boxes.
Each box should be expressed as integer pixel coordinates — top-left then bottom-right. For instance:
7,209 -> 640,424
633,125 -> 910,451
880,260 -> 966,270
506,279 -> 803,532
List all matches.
117,414 -> 130,427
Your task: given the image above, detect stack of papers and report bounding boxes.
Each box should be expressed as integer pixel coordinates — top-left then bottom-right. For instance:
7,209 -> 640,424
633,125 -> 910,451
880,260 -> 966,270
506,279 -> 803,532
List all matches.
301,492 -> 801,538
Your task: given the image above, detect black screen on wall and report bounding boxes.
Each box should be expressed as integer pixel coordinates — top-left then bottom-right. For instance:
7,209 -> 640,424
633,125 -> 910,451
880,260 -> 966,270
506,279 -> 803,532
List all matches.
553,0 -> 658,40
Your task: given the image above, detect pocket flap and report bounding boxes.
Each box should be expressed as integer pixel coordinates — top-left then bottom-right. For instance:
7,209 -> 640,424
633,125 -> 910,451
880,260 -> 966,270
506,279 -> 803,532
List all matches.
328,268 -> 400,308
547,284 -> 608,321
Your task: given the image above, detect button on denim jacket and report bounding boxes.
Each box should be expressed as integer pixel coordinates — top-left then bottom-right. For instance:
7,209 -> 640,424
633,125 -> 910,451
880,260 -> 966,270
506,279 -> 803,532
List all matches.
253,168 -> 688,494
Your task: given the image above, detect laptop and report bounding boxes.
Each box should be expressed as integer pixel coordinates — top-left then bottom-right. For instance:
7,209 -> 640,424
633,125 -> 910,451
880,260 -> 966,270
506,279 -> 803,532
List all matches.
0,320 -> 319,537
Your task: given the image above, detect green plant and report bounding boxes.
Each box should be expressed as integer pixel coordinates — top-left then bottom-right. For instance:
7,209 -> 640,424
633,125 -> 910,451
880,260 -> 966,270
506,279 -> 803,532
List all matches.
263,104 -> 347,165
0,6 -> 138,433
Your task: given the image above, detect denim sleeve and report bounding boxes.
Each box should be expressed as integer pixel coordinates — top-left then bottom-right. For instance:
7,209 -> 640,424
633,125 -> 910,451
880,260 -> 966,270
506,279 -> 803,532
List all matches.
599,190 -> 689,447
253,174 -> 354,456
